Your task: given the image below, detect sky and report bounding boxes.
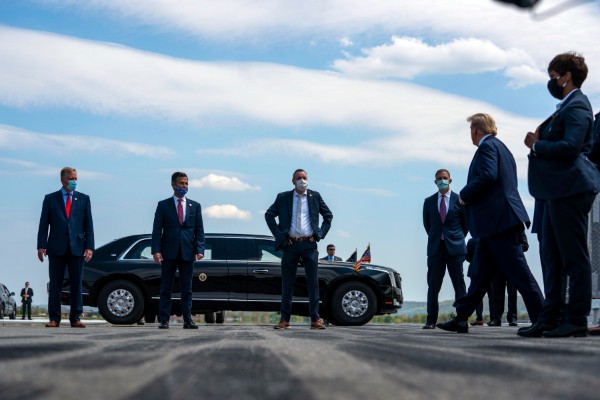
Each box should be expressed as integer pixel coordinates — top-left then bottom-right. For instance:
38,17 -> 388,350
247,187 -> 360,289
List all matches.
2,0 -> 600,305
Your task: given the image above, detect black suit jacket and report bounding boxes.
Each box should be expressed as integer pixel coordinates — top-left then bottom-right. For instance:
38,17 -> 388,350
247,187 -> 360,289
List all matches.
20,288 -> 33,304
460,136 -> 530,238
529,90 -> 600,200
37,189 -> 95,256
320,256 -> 342,261
265,189 -> 333,251
151,197 -> 205,261
422,191 -> 467,257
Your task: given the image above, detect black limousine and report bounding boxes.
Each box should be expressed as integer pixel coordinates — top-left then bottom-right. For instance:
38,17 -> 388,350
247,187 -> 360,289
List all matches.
62,234 -> 403,326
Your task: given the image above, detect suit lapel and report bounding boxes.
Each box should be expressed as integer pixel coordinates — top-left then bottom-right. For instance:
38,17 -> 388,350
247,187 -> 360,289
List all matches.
287,190 -> 294,220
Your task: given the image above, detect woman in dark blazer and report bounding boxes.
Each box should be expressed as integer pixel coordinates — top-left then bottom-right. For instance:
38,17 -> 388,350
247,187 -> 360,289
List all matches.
524,52 -> 600,338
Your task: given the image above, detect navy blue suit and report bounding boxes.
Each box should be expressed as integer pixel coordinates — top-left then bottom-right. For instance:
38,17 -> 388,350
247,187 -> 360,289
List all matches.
422,190 -> 467,324
37,189 -> 94,324
528,90 -> 600,327
455,136 -> 544,323
265,189 -> 332,322
152,197 -> 205,323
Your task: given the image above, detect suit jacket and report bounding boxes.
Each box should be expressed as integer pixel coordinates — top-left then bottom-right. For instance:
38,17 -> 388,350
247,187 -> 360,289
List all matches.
320,255 -> 342,261
422,191 -> 467,257
20,287 -> 33,304
37,190 -> 95,256
460,136 -> 529,238
529,90 -> 600,200
265,189 -> 333,251
151,197 -> 205,261
586,111 -> 600,169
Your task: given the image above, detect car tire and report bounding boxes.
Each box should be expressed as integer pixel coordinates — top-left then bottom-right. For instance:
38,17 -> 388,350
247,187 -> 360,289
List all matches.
9,308 -> 16,320
97,280 -> 145,325
204,312 -> 215,324
330,281 -> 377,326
0,303 -> 4,319
215,311 -> 224,324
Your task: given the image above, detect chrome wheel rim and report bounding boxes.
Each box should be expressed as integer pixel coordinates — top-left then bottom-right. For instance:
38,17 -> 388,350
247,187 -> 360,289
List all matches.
106,289 -> 135,317
341,289 -> 369,318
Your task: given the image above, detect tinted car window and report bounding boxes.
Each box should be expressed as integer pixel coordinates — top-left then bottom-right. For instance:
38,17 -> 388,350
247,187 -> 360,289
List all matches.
122,239 -> 214,260
245,239 -> 282,261
226,238 -> 247,260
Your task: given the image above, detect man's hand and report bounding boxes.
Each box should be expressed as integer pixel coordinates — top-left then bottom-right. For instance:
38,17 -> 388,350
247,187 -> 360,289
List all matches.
37,249 -> 46,262
196,253 -> 204,261
524,127 -> 539,149
459,197 -> 465,206
84,249 -> 93,263
153,253 -> 163,265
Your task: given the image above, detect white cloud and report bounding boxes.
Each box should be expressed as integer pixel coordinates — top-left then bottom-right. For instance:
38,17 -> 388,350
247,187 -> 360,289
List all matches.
332,36 -> 537,81
32,1 -> 600,94
189,173 -> 260,191
0,157 -> 111,180
0,123 -> 174,158
339,37 -> 353,47
204,204 -> 251,220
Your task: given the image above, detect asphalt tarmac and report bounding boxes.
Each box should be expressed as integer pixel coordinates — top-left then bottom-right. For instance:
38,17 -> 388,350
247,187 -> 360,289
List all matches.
0,320 -> 599,400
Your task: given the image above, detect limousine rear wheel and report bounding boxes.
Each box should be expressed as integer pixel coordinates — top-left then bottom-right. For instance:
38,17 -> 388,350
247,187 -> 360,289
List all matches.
330,281 -> 376,326
98,280 -> 144,325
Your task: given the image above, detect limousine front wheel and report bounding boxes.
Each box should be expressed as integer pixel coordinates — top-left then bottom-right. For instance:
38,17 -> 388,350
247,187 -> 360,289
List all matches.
330,281 -> 377,326
98,280 -> 145,325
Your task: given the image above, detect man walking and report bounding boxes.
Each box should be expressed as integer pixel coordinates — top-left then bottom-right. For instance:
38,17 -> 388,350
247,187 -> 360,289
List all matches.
37,167 -> 94,328
422,169 -> 467,329
152,172 -> 205,330
437,113 -> 544,334
265,169 -> 333,330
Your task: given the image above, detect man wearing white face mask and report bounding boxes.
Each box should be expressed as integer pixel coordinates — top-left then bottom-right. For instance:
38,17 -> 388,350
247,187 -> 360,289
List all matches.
422,169 -> 468,329
266,168 -> 333,330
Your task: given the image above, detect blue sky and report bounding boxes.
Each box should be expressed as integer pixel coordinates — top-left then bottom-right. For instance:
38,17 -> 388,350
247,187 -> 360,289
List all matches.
2,0 -> 600,303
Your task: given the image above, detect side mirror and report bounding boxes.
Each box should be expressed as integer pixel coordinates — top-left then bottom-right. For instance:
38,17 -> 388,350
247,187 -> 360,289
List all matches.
10,292 -> 15,296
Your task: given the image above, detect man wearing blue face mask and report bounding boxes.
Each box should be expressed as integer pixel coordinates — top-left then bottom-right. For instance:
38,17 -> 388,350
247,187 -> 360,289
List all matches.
266,168 -> 333,330
152,172 -> 205,329
422,169 -> 468,329
37,167 -> 94,328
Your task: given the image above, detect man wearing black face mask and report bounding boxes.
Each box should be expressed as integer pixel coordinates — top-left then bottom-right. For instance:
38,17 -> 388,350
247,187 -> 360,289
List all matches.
152,171 -> 205,329
422,169 -> 467,329
524,52 -> 600,338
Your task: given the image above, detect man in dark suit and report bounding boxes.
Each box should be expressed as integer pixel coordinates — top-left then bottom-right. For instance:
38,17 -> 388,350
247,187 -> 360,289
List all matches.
524,53 -> 600,338
320,244 -> 342,262
265,168 -> 333,330
152,171 -> 205,330
422,168 -> 467,329
20,281 -> 33,320
37,167 -> 94,328
437,113 -> 544,334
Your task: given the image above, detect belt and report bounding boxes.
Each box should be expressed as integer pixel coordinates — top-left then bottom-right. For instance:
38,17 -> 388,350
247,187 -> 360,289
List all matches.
289,236 -> 313,242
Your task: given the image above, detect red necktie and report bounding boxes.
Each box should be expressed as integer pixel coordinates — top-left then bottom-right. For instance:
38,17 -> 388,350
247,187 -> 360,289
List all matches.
177,199 -> 184,225
66,192 -> 72,218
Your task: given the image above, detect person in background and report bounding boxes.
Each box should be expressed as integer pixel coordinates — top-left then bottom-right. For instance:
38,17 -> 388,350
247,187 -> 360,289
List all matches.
321,244 -> 342,262
20,281 -> 33,320
422,169 -> 468,329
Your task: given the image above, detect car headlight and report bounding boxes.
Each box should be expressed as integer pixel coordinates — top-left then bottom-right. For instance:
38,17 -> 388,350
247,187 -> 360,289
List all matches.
363,266 -> 397,288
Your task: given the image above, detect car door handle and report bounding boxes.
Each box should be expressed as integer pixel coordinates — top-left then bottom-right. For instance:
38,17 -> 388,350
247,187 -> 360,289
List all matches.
252,269 -> 269,274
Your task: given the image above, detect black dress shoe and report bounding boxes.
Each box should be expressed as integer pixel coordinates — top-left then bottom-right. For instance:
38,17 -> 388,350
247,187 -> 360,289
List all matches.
517,322 -> 556,337
508,321 -> 518,327
158,321 -> 169,329
487,320 -> 501,327
183,321 -> 199,329
542,323 -> 588,338
422,323 -> 436,329
436,318 -> 468,333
